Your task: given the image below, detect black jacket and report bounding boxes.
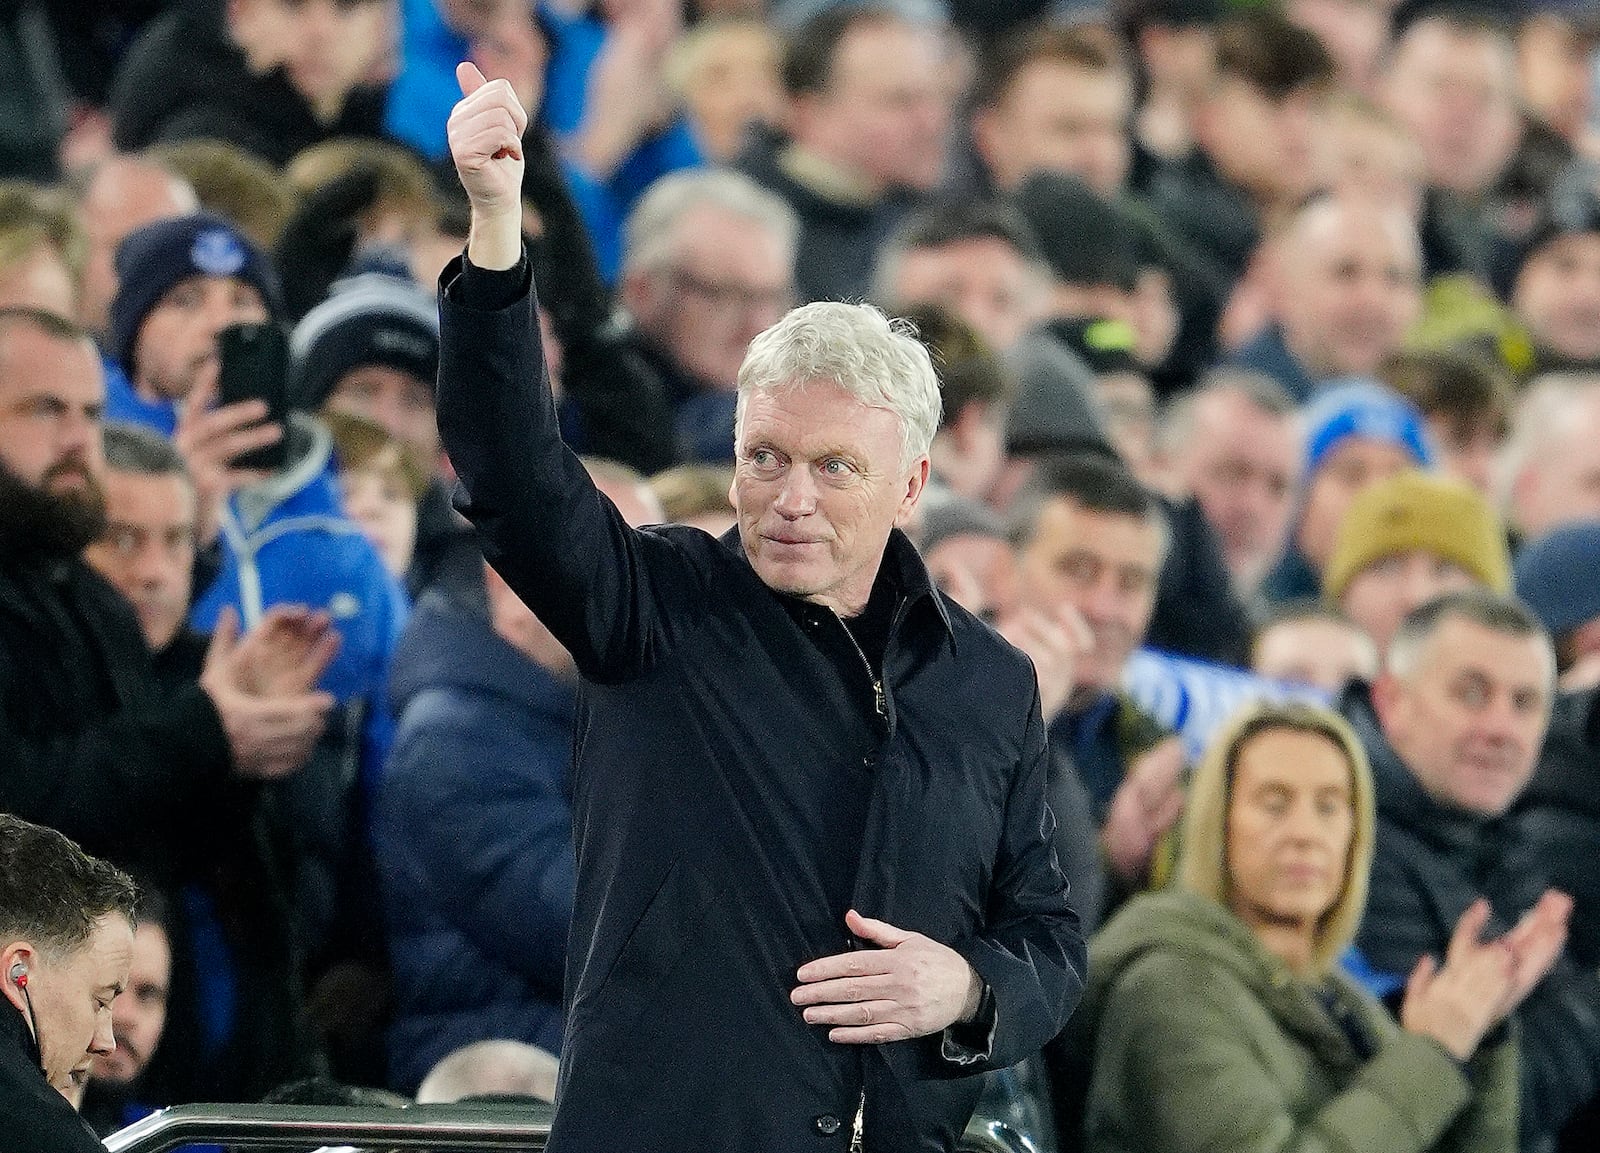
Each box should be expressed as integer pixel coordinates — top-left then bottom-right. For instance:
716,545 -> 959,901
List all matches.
1342,683 -> 1600,1153
0,1003 -> 103,1153
436,253 -> 1085,1152
1511,688 -> 1600,969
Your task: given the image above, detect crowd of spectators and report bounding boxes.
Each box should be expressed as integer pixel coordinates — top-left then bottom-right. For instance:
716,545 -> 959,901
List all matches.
2,0 -> 1600,1149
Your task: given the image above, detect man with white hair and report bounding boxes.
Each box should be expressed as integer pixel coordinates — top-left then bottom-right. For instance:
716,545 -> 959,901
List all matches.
439,64 -> 1083,1153
1501,372 -> 1600,542
619,169 -> 797,463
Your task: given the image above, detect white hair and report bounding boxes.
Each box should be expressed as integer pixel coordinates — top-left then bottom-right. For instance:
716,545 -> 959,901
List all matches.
622,168 -> 799,277
414,1039 -> 559,1105
1496,371 -> 1600,520
735,301 -> 942,470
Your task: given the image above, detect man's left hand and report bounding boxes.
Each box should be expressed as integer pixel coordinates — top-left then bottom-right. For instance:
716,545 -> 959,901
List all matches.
790,910 -> 982,1044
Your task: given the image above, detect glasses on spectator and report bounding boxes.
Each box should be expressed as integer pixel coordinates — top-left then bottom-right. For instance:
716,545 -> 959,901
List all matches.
668,268 -> 792,314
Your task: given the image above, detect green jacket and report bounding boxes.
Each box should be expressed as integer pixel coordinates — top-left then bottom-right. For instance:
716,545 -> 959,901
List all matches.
1070,890 -> 1518,1153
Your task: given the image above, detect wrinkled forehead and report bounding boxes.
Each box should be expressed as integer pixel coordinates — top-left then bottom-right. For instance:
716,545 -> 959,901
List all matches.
736,379 -> 904,457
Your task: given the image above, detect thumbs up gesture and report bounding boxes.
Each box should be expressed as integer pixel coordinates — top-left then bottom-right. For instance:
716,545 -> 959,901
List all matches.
448,61 -> 528,268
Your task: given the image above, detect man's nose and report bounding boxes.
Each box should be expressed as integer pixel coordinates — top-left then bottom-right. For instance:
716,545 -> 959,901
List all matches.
90,1011 -> 116,1056
772,470 -> 817,517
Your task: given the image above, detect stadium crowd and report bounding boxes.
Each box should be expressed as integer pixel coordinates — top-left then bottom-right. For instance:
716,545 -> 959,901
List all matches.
2,0 -> 1600,1149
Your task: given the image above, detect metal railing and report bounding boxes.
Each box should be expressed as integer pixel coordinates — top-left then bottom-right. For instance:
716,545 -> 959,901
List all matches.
102,1102 -> 553,1152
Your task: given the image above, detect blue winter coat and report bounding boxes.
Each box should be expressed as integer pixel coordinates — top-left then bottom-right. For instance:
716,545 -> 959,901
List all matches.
376,588 -> 576,1092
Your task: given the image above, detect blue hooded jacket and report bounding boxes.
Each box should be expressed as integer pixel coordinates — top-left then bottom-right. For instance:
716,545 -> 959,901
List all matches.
376,587 -> 576,1093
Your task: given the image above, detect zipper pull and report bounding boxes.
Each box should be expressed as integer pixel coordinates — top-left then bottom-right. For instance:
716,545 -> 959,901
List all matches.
849,1089 -> 865,1152
871,678 -> 886,719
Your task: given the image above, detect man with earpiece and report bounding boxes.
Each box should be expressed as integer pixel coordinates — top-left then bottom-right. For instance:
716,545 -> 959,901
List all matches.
0,813 -> 140,1152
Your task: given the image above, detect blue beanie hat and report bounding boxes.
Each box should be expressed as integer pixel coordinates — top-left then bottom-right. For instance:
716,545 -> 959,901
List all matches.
107,212 -> 283,375
1514,520 -> 1600,638
1303,379 -> 1434,477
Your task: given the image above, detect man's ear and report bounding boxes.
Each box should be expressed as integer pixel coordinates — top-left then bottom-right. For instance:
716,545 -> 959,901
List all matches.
1370,671 -> 1403,736
894,457 -> 931,527
0,942 -> 35,1014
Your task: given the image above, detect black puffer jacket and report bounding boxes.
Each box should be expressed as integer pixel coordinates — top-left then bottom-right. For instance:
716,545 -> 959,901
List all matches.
1341,683 -> 1600,1153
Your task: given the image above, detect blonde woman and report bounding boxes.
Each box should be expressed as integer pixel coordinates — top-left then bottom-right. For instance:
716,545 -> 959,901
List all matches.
1071,701 -> 1521,1153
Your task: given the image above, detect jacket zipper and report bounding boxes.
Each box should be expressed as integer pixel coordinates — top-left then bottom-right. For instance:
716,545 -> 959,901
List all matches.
850,1088 -> 865,1151
835,612 -> 886,719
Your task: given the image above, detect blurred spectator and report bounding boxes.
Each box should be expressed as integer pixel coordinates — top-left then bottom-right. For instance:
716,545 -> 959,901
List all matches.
736,6 -> 953,301
1009,454 -> 1185,900
1322,470 -> 1512,655
1514,520 -> 1600,690
78,891 -> 171,1136
1508,159 -> 1600,376
148,139 -> 297,254
1285,0 -> 1391,96
414,1038 -> 560,1105
1380,7 -> 1522,280
1232,197 -> 1424,403
1114,0 -> 1225,174
1323,95 -> 1427,218
1251,600 -> 1378,694
1142,9 -> 1335,288
1046,318 -> 1159,486
0,182 -> 84,318
377,465 -> 661,1094
1514,4 -> 1599,156
618,168 -> 796,462
1260,380 -> 1434,603
874,199 -> 1049,355
1342,590 -> 1598,1153
664,18 -> 784,163
324,411 -> 430,581
110,0 -> 393,168
289,272 -> 481,602
920,497 -> 1016,624
72,155 -> 197,338
1499,372 -> 1600,542
648,463 -> 736,535
970,24 -> 1134,200
1065,700 -> 1522,1153
1161,369 -> 1300,599
1379,347 -> 1512,496
901,303 -> 1014,507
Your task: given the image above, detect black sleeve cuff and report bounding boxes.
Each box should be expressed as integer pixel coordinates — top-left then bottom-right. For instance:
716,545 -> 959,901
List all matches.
449,248 -> 532,312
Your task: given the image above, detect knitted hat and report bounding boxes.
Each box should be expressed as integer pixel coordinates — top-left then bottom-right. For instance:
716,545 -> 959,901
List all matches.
1011,172 -> 1139,292
1004,327 -> 1117,458
1513,519 -> 1600,638
1303,379 -> 1434,477
108,212 -> 282,373
288,274 -> 439,413
1323,470 -> 1511,602
1044,317 -> 1143,377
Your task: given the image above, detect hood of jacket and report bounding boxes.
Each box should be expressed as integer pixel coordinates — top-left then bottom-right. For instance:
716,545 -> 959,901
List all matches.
389,587 -> 574,727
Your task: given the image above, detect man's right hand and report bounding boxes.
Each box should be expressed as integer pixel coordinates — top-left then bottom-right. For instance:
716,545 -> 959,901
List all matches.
449,60 -> 528,270
1099,736 -> 1185,886
200,605 -> 336,780
173,375 -> 281,547
1400,899 -> 1515,1061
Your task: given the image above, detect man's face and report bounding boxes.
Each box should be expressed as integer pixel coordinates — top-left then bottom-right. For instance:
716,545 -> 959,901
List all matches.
1204,79 -> 1328,207
28,913 -> 133,1099
84,470 -> 197,652
0,325 -> 105,495
1296,437 -> 1415,567
1337,549 -> 1482,655
732,379 -> 925,616
1383,21 -> 1521,196
799,20 -> 952,193
1252,616 -> 1378,693
975,60 -> 1133,197
1512,390 -> 1600,539
273,0 -> 388,116
131,275 -> 269,403
1377,616 -> 1553,816
325,365 -> 441,463
89,922 -> 169,1087
1181,390 -> 1299,589
889,237 -> 1043,354
626,205 -> 793,389
1280,205 -> 1422,379
1013,497 -> 1162,698
924,532 -> 1017,623
1513,234 -> 1600,364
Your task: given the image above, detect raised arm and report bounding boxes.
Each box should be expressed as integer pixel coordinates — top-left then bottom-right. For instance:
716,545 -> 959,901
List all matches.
437,64 -> 699,681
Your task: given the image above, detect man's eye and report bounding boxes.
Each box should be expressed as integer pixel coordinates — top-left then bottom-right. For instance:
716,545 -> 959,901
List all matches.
821,459 -> 851,477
